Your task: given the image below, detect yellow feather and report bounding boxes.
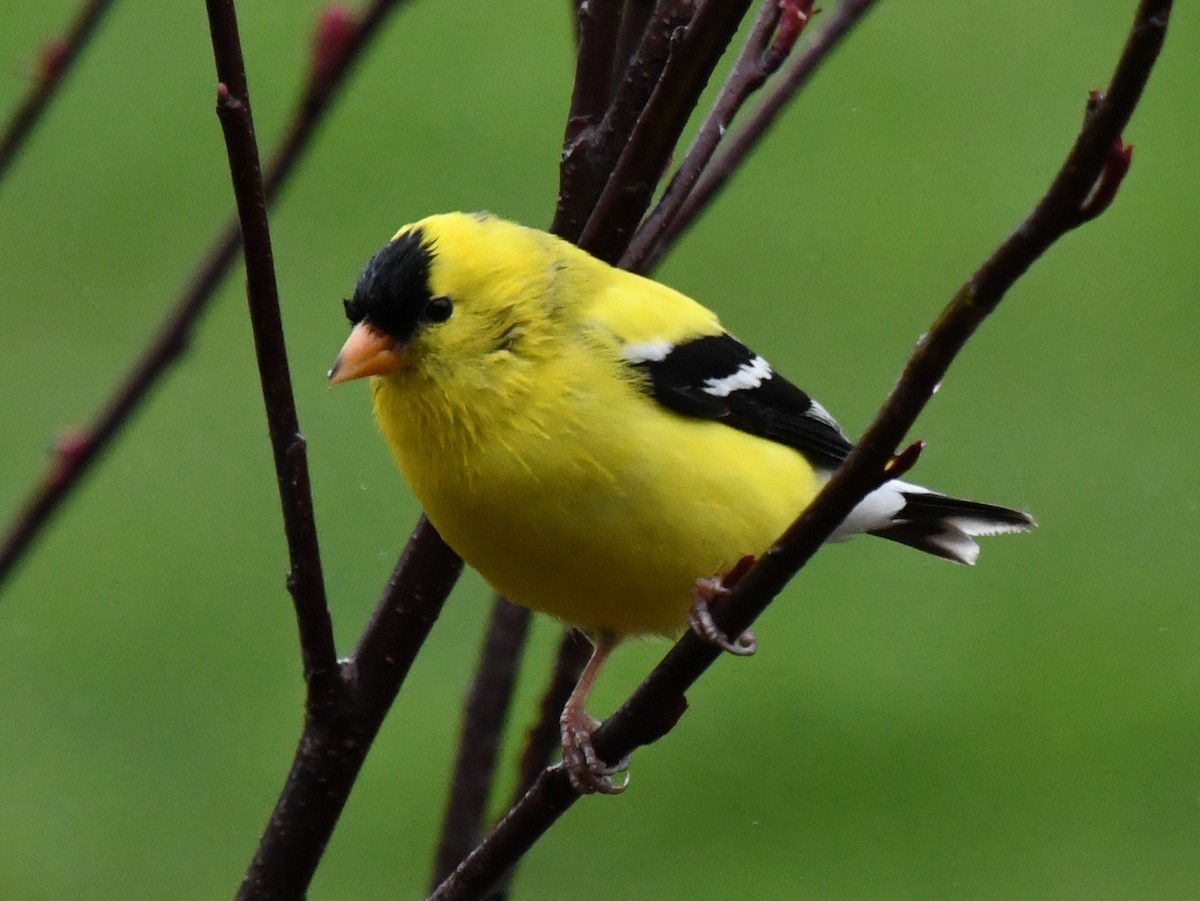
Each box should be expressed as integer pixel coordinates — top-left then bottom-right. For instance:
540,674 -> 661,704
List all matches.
332,211 -> 1033,791
364,212 -> 820,637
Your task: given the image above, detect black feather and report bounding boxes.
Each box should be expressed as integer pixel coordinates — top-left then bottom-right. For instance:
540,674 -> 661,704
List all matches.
631,333 -> 853,469
344,228 -> 436,342
896,491 -> 1036,530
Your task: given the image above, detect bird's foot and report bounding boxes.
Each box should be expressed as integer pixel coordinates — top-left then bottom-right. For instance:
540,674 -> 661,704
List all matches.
689,557 -> 757,656
560,706 -> 630,795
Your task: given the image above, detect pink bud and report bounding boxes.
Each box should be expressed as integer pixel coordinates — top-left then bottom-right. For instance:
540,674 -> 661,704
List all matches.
53,429 -> 90,463
769,0 -> 817,65
37,39 -> 68,84
311,5 -> 359,85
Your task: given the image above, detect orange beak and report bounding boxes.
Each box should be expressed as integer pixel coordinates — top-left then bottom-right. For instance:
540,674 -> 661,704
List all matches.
328,323 -> 406,384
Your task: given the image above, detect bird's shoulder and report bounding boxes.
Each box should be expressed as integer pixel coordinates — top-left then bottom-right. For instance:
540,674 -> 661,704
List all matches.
579,270 -> 854,470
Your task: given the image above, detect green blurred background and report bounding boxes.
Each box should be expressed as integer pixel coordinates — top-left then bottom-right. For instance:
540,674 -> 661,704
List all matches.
1,2 -> 1197,898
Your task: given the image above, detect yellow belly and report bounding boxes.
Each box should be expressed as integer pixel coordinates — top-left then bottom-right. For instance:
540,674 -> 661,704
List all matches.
374,364 -> 819,638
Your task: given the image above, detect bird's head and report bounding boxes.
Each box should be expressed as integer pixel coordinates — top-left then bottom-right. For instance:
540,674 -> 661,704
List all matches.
328,212 -> 571,388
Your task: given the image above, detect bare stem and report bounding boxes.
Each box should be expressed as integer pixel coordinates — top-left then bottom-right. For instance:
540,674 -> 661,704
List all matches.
0,0 -> 416,594
430,598 -> 532,890
481,629 -> 591,901
0,0 -> 118,189
564,0 -> 623,148
428,3 -> 1171,897
206,0 -> 337,689
0,228 -> 233,592
612,0 -> 658,93
647,0 -> 882,270
577,0 -> 757,263
239,517 -> 463,900
553,0 -> 696,243
620,0 -> 804,271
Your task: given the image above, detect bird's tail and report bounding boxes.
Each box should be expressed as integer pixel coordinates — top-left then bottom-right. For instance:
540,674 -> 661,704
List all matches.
864,482 -> 1036,565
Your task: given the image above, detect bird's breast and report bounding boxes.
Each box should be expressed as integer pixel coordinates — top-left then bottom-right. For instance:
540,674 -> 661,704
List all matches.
371,357 -> 820,637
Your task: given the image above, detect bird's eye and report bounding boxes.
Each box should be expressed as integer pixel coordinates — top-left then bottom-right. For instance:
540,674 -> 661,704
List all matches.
423,296 -> 453,324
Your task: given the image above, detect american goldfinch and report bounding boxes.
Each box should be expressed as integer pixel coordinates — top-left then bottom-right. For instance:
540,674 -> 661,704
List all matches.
329,212 -> 1034,793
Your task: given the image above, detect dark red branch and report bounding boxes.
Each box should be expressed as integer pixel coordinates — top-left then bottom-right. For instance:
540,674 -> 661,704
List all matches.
0,228 -> 237,591
428,3 -> 1171,897
611,0 -> 659,94
553,0 -> 695,244
564,0 -> 623,148
0,0 -> 416,594
430,598 -> 532,890
480,629 -> 590,901
621,0 -> 812,272
347,517 -> 463,703
0,0 -> 117,189
239,518 -> 463,900
646,0 -> 882,270
765,0 -> 816,69
577,0 -> 757,263
207,0 -> 337,690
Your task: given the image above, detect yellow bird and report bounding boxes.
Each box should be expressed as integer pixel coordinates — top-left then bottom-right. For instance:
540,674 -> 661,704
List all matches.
329,212 -> 1034,793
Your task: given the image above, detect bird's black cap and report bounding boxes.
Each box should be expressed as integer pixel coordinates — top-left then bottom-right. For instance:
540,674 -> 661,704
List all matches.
344,228 -> 435,343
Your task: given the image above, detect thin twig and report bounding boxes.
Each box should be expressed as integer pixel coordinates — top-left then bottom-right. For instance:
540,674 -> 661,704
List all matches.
482,629 -> 590,901
611,0 -> 658,94
0,0 -> 118,189
348,519 -> 463,695
428,3 -> 1171,897
621,0 -> 812,271
0,0 -> 416,594
552,0 -> 696,243
430,598 -> 532,890
577,0 -> 757,263
207,0 -> 337,690
563,0 -> 623,149
645,0 -> 882,270
239,517 -> 463,900
0,229 -> 235,592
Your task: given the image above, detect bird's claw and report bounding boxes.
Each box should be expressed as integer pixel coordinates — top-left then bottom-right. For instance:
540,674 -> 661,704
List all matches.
690,574 -> 757,656
560,707 -> 629,795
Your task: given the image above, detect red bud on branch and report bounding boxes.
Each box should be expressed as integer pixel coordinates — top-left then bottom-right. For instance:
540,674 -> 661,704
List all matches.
46,429 -> 91,489
36,40 -> 69,85
1079,91 -> 1134,221
885,440 -> 925,481
765,0 -> 817,72
311,4 -> 359,86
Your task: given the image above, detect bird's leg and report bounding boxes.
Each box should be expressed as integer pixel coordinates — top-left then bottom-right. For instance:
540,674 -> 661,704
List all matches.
560,632 -> 629,795
689,555 -> 757,656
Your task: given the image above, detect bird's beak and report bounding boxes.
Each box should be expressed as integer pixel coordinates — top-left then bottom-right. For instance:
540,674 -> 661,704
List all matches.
328,323 -> 406,384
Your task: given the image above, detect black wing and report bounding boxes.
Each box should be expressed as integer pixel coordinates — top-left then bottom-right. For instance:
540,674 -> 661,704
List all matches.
627,333 -> 853,470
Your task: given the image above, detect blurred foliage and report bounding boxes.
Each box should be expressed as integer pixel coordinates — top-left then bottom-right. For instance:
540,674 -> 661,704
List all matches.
0,1 -> 1197,899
